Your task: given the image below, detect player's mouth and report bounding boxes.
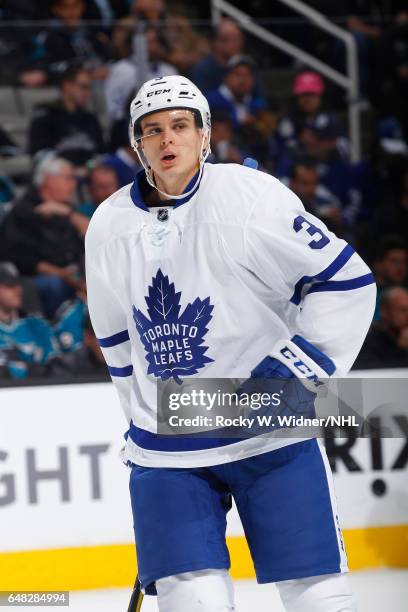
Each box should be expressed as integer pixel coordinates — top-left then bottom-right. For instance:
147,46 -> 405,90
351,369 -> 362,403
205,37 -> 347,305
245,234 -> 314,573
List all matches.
160,151 -> 177,166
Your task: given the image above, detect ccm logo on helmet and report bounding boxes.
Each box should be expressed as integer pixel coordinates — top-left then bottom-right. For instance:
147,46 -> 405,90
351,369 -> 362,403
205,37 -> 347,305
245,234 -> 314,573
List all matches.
147,89 -> 171,97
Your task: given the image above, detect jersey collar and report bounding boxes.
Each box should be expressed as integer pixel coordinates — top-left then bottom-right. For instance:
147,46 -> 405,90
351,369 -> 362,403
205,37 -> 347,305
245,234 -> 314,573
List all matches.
130,167 -> 202,212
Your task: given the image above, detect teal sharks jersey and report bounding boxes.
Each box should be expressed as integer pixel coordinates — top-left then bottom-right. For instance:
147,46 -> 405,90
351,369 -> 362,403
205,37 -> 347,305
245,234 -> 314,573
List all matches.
0,314 -> 57,378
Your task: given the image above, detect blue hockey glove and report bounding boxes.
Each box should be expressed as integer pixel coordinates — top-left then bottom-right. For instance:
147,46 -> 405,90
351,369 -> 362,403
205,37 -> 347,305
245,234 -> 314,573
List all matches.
238,336 -> 335,428
267,334 -> 335,387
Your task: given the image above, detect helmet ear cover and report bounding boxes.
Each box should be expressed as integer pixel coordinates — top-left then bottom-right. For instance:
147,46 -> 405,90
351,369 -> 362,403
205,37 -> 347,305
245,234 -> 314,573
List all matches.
134,107 -> 203,141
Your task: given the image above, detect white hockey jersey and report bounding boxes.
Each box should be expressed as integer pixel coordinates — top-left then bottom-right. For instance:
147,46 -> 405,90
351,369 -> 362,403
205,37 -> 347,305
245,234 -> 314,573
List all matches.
85,163 -> 376,468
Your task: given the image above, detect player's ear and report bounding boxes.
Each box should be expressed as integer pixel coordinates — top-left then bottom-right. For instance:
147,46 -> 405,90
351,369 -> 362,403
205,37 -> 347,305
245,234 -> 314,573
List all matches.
202,130 -> 210,152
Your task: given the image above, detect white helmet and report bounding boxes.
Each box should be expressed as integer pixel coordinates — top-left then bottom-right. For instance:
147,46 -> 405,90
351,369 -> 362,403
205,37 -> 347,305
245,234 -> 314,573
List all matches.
129,75 -> 211,200
130,75 -> 211,145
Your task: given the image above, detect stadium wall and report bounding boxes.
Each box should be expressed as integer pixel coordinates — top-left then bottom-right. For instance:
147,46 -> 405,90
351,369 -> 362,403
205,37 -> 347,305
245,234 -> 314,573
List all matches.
1,375 -> 407,590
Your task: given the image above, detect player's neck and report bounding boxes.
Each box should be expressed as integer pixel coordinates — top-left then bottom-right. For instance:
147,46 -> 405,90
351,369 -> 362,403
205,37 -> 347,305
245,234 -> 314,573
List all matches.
153,165 -> 200,201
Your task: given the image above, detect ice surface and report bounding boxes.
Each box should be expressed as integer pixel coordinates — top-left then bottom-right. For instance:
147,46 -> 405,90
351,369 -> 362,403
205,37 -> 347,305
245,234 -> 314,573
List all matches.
10,570 -> 407,611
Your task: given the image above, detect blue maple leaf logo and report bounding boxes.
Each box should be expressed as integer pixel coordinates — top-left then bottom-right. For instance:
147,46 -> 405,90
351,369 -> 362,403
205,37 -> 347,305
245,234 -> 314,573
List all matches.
133,269 -> 214,382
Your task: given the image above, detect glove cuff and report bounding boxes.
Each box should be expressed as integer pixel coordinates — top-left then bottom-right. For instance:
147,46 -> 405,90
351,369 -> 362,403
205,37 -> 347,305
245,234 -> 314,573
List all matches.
270,336 -> 335,389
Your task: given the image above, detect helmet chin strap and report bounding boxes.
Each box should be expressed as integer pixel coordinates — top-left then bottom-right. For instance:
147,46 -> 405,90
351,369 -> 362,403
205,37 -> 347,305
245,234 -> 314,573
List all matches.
135,133 -> 210,201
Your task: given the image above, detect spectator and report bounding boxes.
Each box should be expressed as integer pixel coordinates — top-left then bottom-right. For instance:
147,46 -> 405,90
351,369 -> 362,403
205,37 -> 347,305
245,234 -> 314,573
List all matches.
42,0 -> 112,82
375,10 -> 408,139
191,18 -> 244,93
112,0 -> 167,60
54,301 -> 108,375
54,298 -> 86,353
0,0 -> 48,86
0,127 -> 21,159
28,64 -> 105,167
206,55 -> 273,163
106,92 -> 145,184
376,116 -> 408,159
166,14 -> 210,76
0,126 -> 31,195
354,287 -> 408,368
0,262 -> 59,379
105,25 -> 178,122
0,127 -> 19,219
133,0 -> 165,22
275,72 -> 350,166
1,157 -> 88,318
206,55 -> 267,130
345,1 -> 383,93
368,165 -> 408,249
104,135 -> 142,187
372,236 -> 408,320
88,164 -> 119,205
90,0 -> 130,23
208,112 -> 247,165
79,165 -> 120,217
287,159 -> 342,231
273,72 -> 352,204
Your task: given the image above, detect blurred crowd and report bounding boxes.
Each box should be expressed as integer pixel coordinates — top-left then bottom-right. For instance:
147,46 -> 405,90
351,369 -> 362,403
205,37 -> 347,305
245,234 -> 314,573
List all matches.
0,0 -> 407,380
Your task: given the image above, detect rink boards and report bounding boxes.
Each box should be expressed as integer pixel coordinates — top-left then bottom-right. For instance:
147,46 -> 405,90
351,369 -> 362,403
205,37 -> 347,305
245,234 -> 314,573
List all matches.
1,374 -> 407,590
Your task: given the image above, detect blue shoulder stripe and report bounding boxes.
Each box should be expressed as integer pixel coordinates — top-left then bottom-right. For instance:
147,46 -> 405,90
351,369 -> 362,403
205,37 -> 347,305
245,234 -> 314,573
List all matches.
108,364 -> 133,377
290,244 -> 355,305
306,273 -> 375,295
98,329 -> 130,348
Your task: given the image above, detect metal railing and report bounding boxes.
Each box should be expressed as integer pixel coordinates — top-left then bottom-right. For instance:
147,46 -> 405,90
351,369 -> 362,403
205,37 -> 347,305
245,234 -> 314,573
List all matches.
211,0 -> 361,161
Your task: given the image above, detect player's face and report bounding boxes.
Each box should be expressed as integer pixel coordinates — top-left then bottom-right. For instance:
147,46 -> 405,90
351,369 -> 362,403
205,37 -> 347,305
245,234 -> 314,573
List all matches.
139,110 -> 204,191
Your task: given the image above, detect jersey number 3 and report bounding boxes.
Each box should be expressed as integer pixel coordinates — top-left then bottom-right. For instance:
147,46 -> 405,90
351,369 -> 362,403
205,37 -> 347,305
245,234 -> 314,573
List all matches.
293,215 -> 330,250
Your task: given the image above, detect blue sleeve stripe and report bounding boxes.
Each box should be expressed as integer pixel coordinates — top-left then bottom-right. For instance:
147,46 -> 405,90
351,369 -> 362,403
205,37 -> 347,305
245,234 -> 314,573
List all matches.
307,273 -> 375,295
98,329 -> 130,347
290,244 -> 355,305
108,364 -> 133,377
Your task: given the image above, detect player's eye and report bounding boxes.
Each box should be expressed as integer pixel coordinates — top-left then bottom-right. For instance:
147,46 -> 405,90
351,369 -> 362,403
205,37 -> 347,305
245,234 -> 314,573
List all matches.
144,127 -> 162,137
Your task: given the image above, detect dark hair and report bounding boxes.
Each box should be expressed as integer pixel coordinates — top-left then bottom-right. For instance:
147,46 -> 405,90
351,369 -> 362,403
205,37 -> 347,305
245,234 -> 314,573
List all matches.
211,110 -> 232,126
374,236 -> 408,261
381,286 -> 408,308
89,164 -> 118,180
226,54 -> 255,74
289,156 -> 317,179
59,62 -> 88,87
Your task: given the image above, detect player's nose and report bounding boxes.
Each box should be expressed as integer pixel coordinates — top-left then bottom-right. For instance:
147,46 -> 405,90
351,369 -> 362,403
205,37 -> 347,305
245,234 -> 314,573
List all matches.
161,127 -> 174,146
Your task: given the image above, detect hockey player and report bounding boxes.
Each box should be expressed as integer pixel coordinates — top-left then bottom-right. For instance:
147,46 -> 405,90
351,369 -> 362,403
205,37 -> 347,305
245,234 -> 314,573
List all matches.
85,76 -> 376,611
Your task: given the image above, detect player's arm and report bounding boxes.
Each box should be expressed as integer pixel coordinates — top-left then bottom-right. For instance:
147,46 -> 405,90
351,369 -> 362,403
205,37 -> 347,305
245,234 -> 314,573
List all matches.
244,176 -> 376,380
85,255 -> 133,423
